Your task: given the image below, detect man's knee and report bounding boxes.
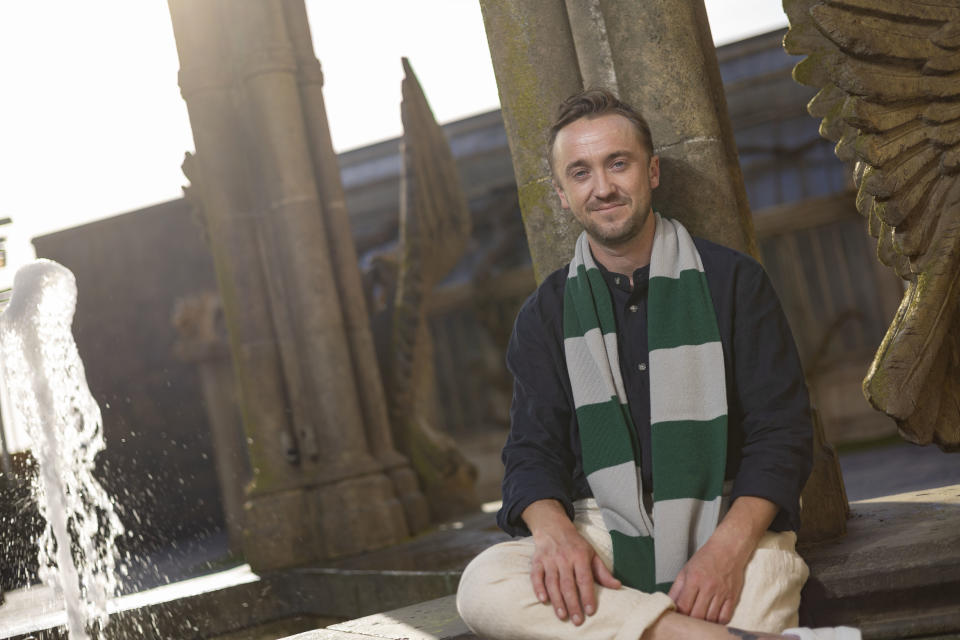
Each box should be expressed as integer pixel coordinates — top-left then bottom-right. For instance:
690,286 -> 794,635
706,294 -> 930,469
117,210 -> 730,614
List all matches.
457,540 -> 534,632
729,531 -> 809,632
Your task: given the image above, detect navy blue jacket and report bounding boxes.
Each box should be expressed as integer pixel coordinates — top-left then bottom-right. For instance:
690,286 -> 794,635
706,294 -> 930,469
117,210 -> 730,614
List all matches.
498,237 -> 813,536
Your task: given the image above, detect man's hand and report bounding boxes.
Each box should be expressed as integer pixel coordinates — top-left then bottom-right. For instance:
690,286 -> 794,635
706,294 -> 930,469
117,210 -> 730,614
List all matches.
667,536 -> 747,623
668,496 -> 778,624
522,500 -> 622,625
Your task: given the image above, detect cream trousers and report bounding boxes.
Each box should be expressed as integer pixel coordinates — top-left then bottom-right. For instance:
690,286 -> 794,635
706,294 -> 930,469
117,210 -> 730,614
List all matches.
457,500 -> 809,640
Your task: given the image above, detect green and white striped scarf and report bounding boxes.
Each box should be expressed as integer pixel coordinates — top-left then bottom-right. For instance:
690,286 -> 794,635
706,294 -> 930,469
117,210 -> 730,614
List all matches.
563,212 -> 727,593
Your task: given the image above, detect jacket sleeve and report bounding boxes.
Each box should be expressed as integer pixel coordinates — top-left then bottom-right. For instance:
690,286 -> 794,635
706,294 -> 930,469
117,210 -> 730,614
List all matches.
728,261 -> 814,532
497,294 -> 578,537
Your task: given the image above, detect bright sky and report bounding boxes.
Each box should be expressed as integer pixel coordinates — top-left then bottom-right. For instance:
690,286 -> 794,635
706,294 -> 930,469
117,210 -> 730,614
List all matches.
0,1 -> 789,286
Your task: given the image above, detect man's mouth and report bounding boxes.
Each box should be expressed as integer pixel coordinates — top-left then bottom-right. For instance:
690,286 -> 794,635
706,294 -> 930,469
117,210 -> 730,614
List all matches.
590,201 -> 627,213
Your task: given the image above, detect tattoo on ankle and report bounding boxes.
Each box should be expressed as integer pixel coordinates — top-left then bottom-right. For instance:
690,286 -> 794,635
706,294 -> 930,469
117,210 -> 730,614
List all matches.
727,628 -> 785,640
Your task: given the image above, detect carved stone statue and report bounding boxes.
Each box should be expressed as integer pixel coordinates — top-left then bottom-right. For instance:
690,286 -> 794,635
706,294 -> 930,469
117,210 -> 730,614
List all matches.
784,0 -> 960,449
388,58 -> 480,519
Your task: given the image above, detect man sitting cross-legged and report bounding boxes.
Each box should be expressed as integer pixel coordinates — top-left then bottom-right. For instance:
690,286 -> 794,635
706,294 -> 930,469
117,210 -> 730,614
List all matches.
455,89 -> 859,640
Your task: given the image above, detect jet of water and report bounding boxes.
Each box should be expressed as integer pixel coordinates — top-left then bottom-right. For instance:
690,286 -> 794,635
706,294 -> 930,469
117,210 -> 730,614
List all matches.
0,260 -> 124,639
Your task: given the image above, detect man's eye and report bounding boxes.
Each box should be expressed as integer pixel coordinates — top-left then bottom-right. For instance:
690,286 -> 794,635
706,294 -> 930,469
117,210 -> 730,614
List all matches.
612,160 -> 626,169
572,170 -> 588,179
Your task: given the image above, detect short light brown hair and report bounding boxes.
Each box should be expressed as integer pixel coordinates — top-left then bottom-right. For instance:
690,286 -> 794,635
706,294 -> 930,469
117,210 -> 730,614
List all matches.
548,88 -> 654,171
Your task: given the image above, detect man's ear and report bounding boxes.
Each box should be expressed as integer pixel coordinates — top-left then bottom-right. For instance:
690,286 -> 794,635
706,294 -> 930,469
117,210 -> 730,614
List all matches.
648,155 -> 661,189
553,179 -> 570,209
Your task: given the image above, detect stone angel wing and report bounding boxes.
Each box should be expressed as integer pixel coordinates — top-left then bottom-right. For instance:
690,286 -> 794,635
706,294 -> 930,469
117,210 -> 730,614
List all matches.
387,57 -> 479,519
784,0 -> 960,448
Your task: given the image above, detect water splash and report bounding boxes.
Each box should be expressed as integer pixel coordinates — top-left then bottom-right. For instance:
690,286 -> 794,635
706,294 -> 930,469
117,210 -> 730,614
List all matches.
0,260 -> 124,639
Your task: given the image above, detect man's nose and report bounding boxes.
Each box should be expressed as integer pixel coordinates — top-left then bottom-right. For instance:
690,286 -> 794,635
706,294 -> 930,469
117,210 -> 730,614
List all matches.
593,171 -> 615,198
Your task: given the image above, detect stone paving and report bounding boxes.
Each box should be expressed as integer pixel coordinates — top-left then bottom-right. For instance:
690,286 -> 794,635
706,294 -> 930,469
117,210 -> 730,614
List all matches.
281,483 -> 960,640
2,441 -> 959,639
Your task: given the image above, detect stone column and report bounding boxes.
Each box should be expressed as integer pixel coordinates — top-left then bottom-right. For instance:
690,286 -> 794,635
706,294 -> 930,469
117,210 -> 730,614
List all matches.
168,0 -> 301,500
279,0 -> 429,532
480,0 -> 757,278
564,0 -> 618,91
479,0 -> 584,282
598,0 -> 757,257
481,0 -> 846,539
172,293 -> 250,554
168,0 -> 411,570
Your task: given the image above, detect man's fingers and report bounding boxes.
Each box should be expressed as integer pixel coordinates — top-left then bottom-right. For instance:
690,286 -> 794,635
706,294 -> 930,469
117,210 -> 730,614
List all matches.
573,559 -> 596,620
674,581 -> 698,616
705,594 -> 722,623
667,571 -> 684,602
558,566 -> 583,624
718,597 -> 736,625
592,554 -> 622,590
689,589 -> 711,620
529,562 -> 548,604
543,567 -> 566,620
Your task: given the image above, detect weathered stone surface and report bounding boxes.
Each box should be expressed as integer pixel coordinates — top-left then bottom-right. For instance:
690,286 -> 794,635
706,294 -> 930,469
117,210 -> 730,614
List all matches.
312,474 -> 409,559
283,596 -> 472,640
785,0 -> 960,449
280,1 -> 428,534
168,0 -> 413,570
599,0 -> 757,257
564,0 -> 618,91
172,292 -> 250,554
386,59 -> 480,522
800,485 -> 960,638
653,140 -> 756,254
169,0 -> 300,494
799,410 -> 849,543
479,0 -> 584,282
5,480 -> 959,639
242,488 -> 319,571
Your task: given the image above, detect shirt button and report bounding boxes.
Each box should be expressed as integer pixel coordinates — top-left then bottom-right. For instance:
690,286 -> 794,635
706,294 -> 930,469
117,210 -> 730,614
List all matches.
614,277 -> 621,285
638,362 -> 647,372
629,304 -> 638,313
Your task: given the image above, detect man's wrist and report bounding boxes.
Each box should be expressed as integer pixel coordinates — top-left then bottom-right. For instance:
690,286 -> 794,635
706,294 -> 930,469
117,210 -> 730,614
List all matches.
522,498 -> 574,536
710,496 -> 779,559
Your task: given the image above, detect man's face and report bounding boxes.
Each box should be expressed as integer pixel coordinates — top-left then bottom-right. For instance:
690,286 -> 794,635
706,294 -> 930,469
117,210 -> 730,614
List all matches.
551,114 -> 660,249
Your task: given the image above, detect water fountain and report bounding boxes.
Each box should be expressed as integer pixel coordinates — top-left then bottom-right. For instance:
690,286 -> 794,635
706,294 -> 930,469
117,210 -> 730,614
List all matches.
0,260 -> 496,640
0,260 -> 124,639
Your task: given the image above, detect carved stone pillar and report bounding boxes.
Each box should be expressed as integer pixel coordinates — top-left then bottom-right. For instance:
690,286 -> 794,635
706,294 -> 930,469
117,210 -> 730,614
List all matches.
168,0 -> 417,570
598,0 -> 757,256
481,0 -> 848,539
172,293 -> 250,554
169,1 -> 305,569
280,0 -> 429,532
478,1 -> 584,282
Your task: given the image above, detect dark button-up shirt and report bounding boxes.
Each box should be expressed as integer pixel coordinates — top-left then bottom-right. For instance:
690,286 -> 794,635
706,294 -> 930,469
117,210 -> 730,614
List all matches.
498,236 -> 813,537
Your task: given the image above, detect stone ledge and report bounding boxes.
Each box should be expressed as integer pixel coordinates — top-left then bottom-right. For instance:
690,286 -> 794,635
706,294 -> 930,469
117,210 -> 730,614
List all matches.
283,596 -> 474,640
5,488 -> 958,639
285,485 -> 960,640
799,485 -> 960,639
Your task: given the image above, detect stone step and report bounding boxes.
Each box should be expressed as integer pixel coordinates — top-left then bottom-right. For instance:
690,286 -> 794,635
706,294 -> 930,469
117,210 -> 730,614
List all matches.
282,595 -> 474,640
798,484 -> 960,639
3,487 -> 957,639
283,485 -> 960,640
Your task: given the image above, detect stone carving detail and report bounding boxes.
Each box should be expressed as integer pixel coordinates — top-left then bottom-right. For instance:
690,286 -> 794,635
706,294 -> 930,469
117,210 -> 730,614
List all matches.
389,58 -> 479,519
785,0 -> 960,449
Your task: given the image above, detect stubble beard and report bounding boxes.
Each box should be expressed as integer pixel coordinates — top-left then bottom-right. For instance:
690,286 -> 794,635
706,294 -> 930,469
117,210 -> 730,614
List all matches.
581,199 -> 651,249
